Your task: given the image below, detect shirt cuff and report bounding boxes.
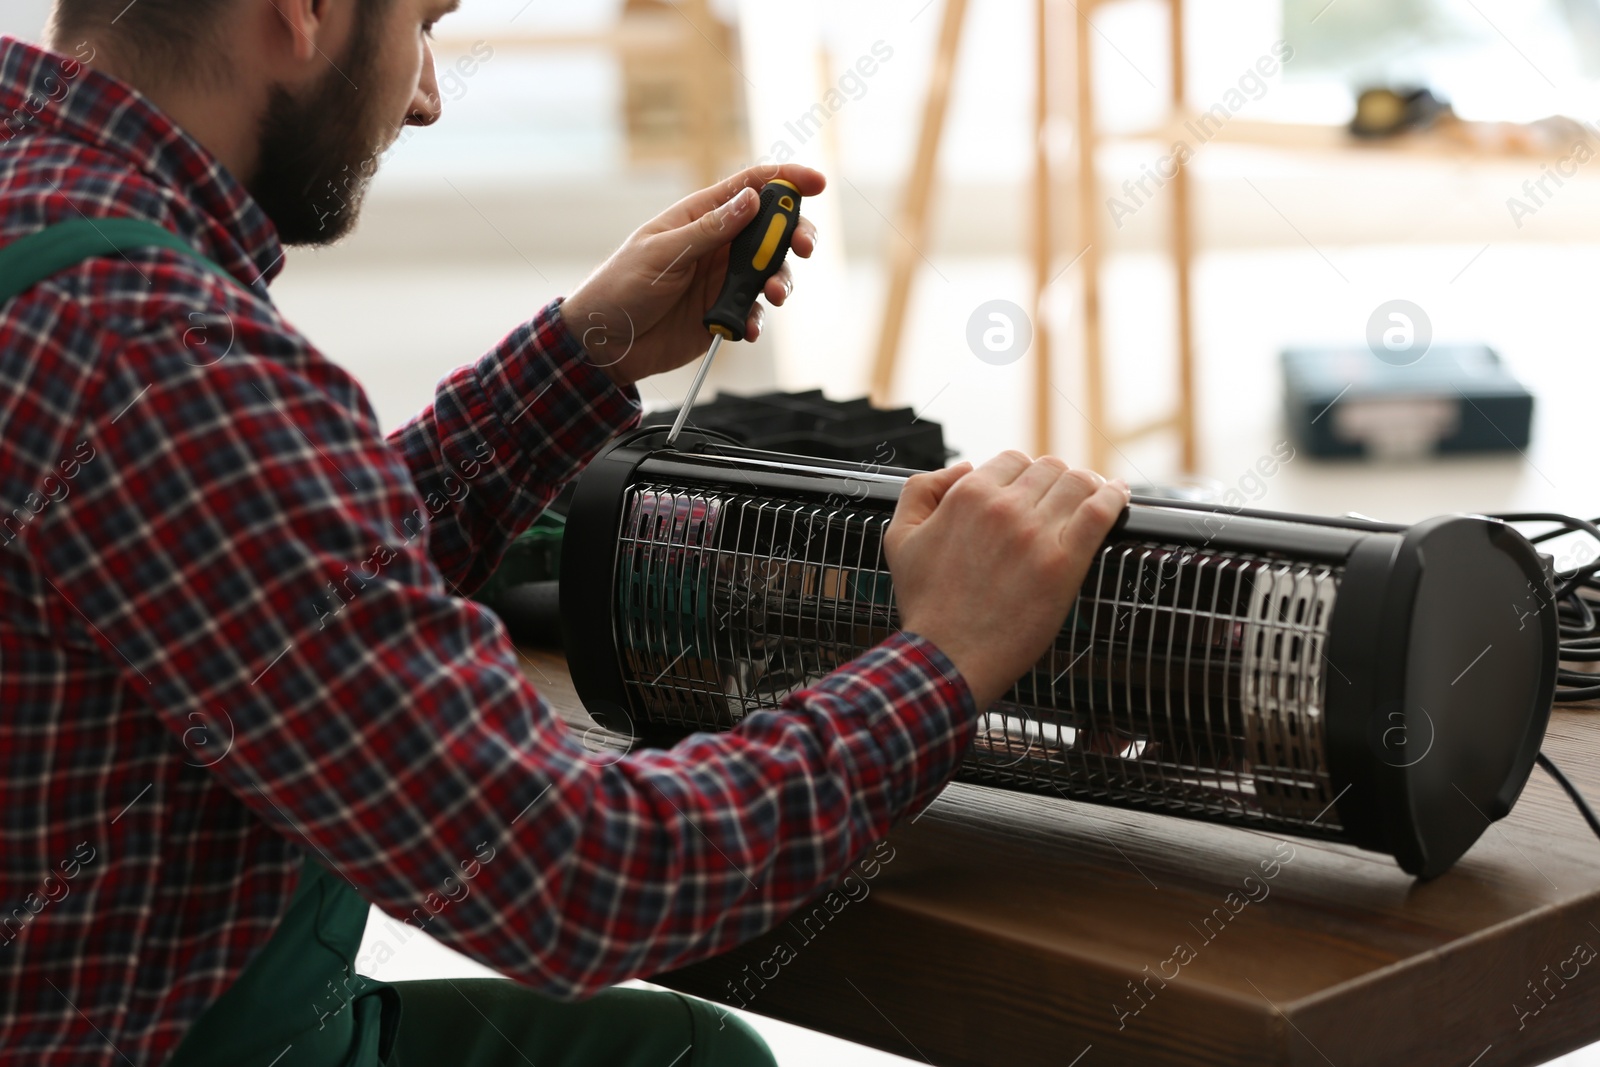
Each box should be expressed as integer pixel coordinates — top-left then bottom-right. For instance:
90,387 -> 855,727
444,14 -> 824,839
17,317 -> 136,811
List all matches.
805,630 -> 980,820
541,296 -> 644,421
487,298 -> 644,482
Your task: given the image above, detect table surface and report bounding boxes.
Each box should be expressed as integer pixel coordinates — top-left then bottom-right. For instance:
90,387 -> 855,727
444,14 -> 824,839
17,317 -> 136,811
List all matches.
516,646 -> 1600,1067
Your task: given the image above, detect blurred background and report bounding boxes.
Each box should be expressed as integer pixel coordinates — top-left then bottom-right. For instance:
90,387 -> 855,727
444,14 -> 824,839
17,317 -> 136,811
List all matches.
7,0 -> 1600,1061
8,0 -> 1600,519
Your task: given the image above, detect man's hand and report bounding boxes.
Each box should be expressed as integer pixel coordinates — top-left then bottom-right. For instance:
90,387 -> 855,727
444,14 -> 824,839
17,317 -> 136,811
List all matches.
884,452 -> 1131,710
561,164 -> 825,388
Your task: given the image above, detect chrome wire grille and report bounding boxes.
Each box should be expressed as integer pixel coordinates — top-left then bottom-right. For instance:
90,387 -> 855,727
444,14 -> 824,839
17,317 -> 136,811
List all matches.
614,483 -> 1344,834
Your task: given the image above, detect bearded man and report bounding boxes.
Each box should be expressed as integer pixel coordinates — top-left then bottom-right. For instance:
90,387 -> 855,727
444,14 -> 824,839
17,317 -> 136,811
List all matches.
0,2 -> 1128,1064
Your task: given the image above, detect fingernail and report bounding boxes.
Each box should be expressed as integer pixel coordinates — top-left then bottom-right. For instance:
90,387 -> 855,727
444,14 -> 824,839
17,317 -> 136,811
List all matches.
1111,477 -> 1130,495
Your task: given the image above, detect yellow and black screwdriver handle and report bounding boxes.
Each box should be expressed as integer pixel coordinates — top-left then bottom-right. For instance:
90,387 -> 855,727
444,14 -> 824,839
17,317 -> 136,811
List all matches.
702,180 -> 803,342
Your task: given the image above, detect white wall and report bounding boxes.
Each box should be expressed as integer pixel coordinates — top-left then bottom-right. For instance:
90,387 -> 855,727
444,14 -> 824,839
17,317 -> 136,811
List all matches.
0,0 -> 50,42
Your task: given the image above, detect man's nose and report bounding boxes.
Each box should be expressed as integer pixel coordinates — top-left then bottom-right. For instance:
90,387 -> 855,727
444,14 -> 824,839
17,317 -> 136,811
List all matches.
408,46 -> 443,127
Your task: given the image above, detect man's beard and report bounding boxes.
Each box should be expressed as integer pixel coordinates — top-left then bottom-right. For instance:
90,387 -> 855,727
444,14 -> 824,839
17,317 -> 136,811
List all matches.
247,31 -> 393,246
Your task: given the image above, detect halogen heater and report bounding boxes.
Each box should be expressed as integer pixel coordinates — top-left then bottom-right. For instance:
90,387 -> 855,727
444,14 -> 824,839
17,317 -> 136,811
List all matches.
561,429 -> 1559,878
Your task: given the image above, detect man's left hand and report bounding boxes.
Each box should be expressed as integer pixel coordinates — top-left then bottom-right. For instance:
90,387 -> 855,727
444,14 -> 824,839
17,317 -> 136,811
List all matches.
560,164 -> 825,388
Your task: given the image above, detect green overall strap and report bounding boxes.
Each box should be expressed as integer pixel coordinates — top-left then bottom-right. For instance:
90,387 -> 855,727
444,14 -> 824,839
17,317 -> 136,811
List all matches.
0,216 -> 243,303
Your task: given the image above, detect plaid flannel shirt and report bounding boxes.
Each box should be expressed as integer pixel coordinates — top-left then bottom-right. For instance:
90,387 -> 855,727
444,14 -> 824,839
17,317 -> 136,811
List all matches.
0,36 -> 977,1067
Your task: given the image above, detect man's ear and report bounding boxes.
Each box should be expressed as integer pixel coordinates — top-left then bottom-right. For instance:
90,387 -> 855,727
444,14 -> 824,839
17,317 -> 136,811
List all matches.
269,0 -> 331,64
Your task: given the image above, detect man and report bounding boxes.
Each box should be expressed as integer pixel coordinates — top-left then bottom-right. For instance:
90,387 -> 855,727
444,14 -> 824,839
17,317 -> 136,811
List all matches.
0,0 -> 1129,1064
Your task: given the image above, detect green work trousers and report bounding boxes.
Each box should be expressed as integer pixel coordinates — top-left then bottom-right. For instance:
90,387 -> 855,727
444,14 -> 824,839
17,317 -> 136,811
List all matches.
165,857 -> 774,1067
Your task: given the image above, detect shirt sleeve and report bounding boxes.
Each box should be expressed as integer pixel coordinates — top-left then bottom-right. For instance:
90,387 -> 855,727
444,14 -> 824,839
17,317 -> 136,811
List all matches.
383,298 -> 643,595
36,289 -> 979,998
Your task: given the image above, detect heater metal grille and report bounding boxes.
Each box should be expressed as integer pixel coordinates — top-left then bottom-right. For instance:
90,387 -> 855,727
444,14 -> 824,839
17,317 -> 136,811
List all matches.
614,482 -> 1345,834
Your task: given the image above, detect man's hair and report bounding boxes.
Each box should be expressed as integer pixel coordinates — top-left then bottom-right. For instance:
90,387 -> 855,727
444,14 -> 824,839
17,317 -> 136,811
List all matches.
50,1 -> 238,80
49,0 -> 392,86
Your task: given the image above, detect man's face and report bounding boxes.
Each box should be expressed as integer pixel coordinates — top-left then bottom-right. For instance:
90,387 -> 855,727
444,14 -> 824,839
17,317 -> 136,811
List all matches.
248,0 -> 453,246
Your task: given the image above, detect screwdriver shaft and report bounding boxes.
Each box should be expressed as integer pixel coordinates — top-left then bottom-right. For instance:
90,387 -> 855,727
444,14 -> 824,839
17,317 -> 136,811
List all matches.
664,333 -> 723,446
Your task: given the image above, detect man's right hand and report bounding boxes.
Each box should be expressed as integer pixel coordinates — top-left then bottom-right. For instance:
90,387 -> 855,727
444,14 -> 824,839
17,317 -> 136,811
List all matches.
884,451 -> 1131,710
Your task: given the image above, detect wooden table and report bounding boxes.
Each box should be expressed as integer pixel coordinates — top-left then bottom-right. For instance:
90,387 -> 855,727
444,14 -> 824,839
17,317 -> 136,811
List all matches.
517,647 -> 1600,1067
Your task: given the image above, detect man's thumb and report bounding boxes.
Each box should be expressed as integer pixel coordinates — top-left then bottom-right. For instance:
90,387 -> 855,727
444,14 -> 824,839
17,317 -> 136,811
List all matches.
894,462 -> 973,527
658,187 -> 760,265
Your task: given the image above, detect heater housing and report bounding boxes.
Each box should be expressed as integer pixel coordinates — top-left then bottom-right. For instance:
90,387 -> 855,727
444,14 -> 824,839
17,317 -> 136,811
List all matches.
561,428 -> 1559,878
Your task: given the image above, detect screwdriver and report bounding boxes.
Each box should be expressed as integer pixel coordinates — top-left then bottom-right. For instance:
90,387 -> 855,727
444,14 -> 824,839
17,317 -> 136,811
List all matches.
665,179 -> 804,446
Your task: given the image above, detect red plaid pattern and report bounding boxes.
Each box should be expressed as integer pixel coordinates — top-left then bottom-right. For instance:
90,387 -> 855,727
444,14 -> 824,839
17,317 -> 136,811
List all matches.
0,36 -> 977,1067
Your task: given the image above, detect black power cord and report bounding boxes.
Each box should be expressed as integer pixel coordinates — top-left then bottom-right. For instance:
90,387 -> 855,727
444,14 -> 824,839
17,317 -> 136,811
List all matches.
1489,513 -> 1600,846
1491,512 -> 1600,702
1536,752 -> 1600,845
